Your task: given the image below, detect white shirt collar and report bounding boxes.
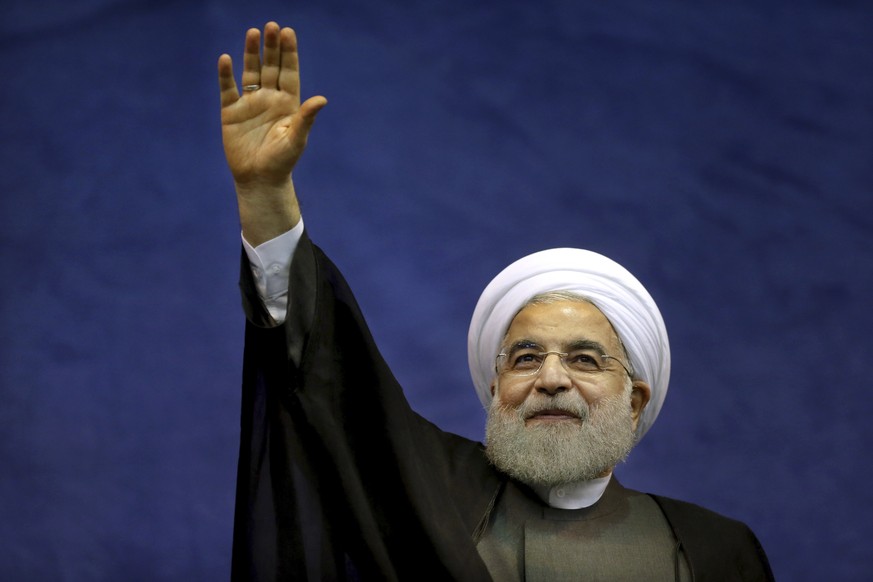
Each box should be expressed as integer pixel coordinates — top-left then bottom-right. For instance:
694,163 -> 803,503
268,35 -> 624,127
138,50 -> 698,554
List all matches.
531,474 -> 612,510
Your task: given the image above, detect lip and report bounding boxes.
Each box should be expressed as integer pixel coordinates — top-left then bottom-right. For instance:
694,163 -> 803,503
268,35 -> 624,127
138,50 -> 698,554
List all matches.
525,409 -> 581,423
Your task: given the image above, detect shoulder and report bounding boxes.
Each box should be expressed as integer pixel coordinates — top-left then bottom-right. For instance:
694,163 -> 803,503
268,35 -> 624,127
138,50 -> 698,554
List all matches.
649,494 -> 775,581
650,493 -> 750,533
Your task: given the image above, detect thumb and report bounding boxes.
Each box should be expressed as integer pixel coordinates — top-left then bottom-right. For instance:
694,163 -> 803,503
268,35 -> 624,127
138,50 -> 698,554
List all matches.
296,95 -> 328,134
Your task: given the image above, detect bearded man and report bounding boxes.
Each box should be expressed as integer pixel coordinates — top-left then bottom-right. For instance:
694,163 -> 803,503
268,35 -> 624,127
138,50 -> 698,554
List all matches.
483,293 -> 647,491
219,22 -> 774,581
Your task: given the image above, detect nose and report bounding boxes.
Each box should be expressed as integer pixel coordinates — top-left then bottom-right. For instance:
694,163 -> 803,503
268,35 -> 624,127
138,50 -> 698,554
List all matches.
534,353 -> 571,395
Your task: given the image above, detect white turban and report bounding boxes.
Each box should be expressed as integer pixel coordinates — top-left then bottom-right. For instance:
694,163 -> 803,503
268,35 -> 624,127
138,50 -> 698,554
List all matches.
467,248 -> 670,440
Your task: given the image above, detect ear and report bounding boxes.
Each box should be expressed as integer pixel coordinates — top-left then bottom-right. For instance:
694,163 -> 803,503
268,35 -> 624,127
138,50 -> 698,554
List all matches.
629,380 -> 651,432
490,378 -> 498,397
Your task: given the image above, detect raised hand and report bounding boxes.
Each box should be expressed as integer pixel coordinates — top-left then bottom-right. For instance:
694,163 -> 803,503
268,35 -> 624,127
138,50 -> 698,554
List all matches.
218,22 -> 326,245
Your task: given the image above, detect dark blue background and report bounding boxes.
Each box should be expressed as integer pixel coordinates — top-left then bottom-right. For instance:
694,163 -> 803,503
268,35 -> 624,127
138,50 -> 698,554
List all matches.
2,0 -> 871,579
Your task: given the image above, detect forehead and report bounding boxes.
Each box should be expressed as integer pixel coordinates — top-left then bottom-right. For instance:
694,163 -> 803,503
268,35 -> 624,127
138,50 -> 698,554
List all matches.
503,300 -> 623,351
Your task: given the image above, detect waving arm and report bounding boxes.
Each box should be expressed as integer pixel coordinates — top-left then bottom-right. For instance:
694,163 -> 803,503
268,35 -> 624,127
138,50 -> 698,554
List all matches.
218,22 -> 326,246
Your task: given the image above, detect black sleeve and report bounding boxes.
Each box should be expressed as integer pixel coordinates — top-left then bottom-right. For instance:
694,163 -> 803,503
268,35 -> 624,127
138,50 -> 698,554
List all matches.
231,233 -> 499,582
651,495 -> 775,582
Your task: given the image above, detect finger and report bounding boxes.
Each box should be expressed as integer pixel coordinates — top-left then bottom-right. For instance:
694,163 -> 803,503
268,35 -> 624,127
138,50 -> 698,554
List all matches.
299,95 -> 328,119
241,28 -> 261,88
294,95 -> 328,136
278,27 -> 301,103
260,22 -> 281,89
217,54 -> 240,107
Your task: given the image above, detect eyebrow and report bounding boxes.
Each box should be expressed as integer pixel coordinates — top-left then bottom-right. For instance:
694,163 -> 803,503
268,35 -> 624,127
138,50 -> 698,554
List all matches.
503,340 -> 542,354
504,339 -> 609,355
565,339 -> 609,355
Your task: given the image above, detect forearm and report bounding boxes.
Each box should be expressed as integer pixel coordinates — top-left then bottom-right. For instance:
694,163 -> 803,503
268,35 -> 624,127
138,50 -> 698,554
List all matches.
236,176 -> 301,247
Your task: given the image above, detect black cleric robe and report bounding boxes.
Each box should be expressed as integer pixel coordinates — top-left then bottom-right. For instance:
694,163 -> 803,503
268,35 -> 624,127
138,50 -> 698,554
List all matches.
230,232 -> 774,582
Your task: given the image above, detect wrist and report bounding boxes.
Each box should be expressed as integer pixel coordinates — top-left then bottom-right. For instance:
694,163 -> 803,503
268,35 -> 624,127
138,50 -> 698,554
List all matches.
236,177 -> 301,247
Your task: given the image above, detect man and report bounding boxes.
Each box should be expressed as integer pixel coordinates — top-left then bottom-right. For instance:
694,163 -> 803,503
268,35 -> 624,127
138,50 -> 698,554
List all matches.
218,22 -> 773,581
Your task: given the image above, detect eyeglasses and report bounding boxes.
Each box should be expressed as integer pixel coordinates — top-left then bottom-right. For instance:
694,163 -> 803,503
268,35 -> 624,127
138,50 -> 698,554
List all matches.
496,348 -> 632,379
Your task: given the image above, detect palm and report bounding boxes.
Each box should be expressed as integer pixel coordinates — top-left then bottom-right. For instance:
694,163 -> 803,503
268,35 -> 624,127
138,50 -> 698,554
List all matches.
222,90 -> 303,184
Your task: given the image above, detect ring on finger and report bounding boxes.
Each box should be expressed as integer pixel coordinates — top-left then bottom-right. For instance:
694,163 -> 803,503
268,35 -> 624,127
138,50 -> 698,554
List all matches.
242,84 -> 261,92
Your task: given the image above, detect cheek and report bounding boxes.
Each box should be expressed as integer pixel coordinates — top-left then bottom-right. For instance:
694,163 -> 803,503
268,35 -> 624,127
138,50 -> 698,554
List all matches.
571,380 -> 627,408
594,373 -> 632,396
494,379 -> 529,409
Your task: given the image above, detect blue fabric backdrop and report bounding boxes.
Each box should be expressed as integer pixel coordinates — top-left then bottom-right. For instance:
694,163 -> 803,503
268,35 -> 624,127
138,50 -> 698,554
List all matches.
1,0 -> 871,579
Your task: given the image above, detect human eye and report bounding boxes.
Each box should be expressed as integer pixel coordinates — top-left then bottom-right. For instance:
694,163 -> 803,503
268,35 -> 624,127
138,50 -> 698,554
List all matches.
565,351 -> 603,372
511,350 -> 543,372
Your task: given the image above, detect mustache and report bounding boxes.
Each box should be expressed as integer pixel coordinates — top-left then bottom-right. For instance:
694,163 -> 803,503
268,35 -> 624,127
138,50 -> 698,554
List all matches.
514,392 -> 590,421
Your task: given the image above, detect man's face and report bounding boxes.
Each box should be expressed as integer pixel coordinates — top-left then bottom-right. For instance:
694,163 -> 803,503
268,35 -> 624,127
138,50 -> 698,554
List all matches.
484,300 -> 651,486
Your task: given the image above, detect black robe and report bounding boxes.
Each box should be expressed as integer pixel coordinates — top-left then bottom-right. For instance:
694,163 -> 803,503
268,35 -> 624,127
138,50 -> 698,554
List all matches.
230,232 -> 774,581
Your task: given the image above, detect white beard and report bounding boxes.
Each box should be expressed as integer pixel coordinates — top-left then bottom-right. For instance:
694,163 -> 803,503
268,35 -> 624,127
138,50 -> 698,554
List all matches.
484,389 -> 636,487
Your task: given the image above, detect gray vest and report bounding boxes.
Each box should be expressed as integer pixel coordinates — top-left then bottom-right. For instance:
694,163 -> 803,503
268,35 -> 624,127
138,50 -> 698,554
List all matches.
477,478 -> 691,581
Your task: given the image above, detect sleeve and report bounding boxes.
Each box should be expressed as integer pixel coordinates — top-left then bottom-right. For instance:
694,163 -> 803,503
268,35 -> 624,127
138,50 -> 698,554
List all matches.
241,220 -> 304,325
231,232 -> 500,582
651,495 -> 775,582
